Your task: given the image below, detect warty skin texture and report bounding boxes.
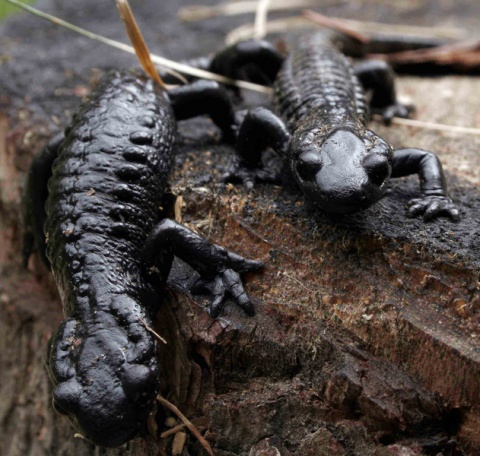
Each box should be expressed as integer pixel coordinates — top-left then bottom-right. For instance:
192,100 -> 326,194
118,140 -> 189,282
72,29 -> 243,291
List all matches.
275,41 -> 391,213
45,72 -> 173,447
213,34 -> 459,221
23,71 -> 262,447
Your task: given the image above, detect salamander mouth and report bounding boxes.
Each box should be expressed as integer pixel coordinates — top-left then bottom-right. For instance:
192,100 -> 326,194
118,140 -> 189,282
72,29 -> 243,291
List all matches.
314,199 -> 375,214
319,199 -> 376,214
302,183 -> 384,214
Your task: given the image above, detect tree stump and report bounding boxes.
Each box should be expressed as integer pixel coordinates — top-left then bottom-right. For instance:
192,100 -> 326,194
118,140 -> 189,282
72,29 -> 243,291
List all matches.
0,0 -> 479,454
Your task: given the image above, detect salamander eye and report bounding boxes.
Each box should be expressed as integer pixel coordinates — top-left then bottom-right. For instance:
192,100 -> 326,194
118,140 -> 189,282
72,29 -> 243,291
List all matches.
295,152 -> 322,181
363,154 -> 391,187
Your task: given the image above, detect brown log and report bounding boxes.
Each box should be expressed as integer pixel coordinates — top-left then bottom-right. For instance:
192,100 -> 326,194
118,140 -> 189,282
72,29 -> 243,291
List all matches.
1,1 -> 479,455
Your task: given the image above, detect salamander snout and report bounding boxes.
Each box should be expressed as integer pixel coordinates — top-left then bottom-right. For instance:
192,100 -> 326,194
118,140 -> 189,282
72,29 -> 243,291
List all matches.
291,128 -> 392,214
52,363 -> 157,447
50,314 -> 159,448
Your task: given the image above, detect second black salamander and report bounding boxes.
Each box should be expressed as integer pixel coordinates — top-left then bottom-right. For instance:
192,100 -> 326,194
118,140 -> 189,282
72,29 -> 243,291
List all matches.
23,71 -> 263,447
209,34 -> 459,221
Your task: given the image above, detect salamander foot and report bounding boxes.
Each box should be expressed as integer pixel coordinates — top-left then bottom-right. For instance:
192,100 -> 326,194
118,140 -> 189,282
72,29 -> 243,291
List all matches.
223,155 -> 281,191
378,103 -> 415,125
407,195 -> 460,222
143,219 -> 264,316
191,253 -> 264,317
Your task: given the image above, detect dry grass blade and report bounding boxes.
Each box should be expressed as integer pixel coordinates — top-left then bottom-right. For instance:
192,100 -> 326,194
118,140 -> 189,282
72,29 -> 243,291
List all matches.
157,395 -> 214,456
7,0 -> 480,136
116,0 -> 165,88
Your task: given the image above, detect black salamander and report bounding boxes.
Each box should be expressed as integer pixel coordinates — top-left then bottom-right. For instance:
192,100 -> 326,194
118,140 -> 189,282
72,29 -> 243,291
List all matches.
23,72 -> 263,447
209,34 -> 459,221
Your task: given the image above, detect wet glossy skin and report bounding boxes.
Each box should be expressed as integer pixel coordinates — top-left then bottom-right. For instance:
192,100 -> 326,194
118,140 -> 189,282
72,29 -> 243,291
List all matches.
275,38 -> 397,214
44,73 -> 172,447
216,35 -> 459,221
23,72 -> 263,447
291,129 -> 393,214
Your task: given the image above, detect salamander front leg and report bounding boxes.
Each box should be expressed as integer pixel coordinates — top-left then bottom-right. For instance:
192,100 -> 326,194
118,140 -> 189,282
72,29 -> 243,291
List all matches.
392,148 -> 459,221
354,60 -> 414,124
168,80 -> 237,143
142,219 -> 264,316
225,107 -> 290,190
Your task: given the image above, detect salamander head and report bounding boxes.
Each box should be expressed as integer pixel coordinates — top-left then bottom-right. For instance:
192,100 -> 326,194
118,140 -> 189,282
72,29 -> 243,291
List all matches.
49,309 -> 159,447
290,128 -> 393,214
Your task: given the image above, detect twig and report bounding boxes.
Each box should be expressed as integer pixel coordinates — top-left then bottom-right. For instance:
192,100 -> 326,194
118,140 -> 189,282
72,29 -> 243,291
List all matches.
314,16 -> 464,39
253,0 -> 271,40
225,16 -> 308,44
5,0 -> 272,94
369,39 -> 480,68
373,115 -> 480,136
178,0 -> 324,22
174,195 -> 183,224
139,318 -> 168,344
157,395 -> 214,456
225,15 -> 464,45
302,9 -> 370,44
160,423 -> 186,438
